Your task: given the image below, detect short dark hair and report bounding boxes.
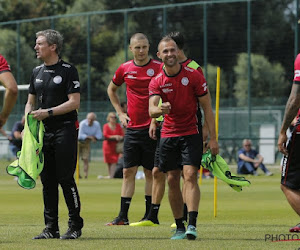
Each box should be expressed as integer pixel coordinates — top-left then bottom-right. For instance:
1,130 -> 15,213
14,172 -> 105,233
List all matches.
166,31 -> 185,50
157,36 -> 175,51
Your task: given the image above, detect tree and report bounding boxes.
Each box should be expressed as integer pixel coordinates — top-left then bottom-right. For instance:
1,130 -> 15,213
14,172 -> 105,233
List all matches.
101,48 -> 133,102
0,29 -> 37,84
233,53 -> 288,107
0,0 -> 74,22
206,64 -> 228,104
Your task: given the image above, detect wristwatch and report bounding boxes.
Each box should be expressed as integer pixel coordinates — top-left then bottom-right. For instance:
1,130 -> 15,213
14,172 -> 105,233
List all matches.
48,109 -> 53,117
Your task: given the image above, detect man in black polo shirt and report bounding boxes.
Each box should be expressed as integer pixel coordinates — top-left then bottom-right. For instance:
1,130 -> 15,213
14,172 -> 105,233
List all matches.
25,29 -> 83,240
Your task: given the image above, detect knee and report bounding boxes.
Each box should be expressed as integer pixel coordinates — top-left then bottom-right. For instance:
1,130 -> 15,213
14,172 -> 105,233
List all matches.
153,167 -> 165,181
123,168 -> 136,180
183,169 -> 197,183
167,175 -> 180,189
144,169 -> 152,179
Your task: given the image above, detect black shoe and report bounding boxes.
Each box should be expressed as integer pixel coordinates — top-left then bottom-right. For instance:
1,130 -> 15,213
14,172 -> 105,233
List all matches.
106,216 -> 129,226
33,228 -> 60,239
139,216 -> 147,222
60,228 -> 82,240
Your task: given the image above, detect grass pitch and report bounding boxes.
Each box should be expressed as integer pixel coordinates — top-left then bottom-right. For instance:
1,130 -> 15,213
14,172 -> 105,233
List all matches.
0,159 -> 299,249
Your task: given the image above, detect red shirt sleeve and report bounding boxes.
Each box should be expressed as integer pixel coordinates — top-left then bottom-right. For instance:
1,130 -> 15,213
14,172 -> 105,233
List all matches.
193,71 -> 208,97
149,74 -> 161,97
0,54 -> 10,73
294,54 -> 300,82
112,64 -> 125,86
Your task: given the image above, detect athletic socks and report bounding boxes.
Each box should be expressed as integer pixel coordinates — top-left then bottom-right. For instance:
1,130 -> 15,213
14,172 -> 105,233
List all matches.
188,211 -> 198,227
147,204 -> 160,224
183,203 -> 188,222
118,197 -> 132,219
175,217 -> 185,230
141,195 -> 152,220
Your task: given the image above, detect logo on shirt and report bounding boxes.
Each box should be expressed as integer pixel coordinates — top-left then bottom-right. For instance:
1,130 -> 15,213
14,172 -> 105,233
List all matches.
147,69 -> 155,77
161,83 -> 172,88
44,69 -> 55,73
295,70 -> 300,79
202,82 -> 207,92
181,77 -> 189,86
162,88 -> 173,93
53,75 -> 62,84
36,79 -> 43,83
62,63 -> 71,68
73,81 -> 80,88
127,75 -> 136,79
126,71 -> 137,74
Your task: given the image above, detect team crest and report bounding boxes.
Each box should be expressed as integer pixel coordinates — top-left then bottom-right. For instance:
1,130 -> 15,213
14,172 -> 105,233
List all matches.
53,75 -> 62,84
181,77 -> 189,86
147,69 -> 155,76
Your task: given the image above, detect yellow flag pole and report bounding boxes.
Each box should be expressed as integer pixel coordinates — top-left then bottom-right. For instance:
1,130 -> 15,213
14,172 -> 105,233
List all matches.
199,166 -> 203,185
214,66 -> 221,217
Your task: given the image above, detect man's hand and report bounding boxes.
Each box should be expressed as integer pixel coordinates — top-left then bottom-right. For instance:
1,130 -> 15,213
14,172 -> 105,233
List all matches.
118,112 -> 131,128
161,102 -> 171,115
207,139 -> 219,156
31,108 -> 49,121
86,136 -> 97,143
278,131 -> 288,156
149,120 -> 157,140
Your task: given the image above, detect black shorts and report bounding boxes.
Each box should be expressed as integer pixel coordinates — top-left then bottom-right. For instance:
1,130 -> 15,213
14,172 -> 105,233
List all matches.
281,127 -> 300,189
123,128 -> 156,170
154,126 -> 161,167
159,133 -> 203,173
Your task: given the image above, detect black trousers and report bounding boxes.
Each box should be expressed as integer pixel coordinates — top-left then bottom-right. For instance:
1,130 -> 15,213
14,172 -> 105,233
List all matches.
41,122 -> 83,231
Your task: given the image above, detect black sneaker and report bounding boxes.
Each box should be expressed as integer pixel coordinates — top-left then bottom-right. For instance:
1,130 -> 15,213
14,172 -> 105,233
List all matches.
32,228 -> 60,239
105,217 -> 129,226
60,228 -> 82,240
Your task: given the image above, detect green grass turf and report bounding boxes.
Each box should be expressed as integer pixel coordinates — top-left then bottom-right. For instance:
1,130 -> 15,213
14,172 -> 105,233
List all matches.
1,159 -> 300,249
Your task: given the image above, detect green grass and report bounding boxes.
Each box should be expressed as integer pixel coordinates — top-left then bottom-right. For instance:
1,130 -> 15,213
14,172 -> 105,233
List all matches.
1,160 -> 300,249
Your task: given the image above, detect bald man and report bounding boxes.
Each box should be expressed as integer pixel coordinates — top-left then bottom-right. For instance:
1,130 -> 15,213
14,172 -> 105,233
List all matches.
106,33 -> 162,225
78,112 -> 103,178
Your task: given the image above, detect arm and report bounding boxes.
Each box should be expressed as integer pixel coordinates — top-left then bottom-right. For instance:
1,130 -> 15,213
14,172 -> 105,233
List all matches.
78,122 -> 87,141
25,94 -> 36,115
103,124 -> 122,141
94,122 -> 103,140
88,122 -> 103,142
198,94 -> 219,155
278,84 -> 300,155
149,95 -> 171,118
256,153 -> 264,163
0,72 -> 18,128
30,93 -> 80,121
201,89 -> 211,142
149,118 -> 157,140
239,153 -> 256,163
107,81 -> 130,127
